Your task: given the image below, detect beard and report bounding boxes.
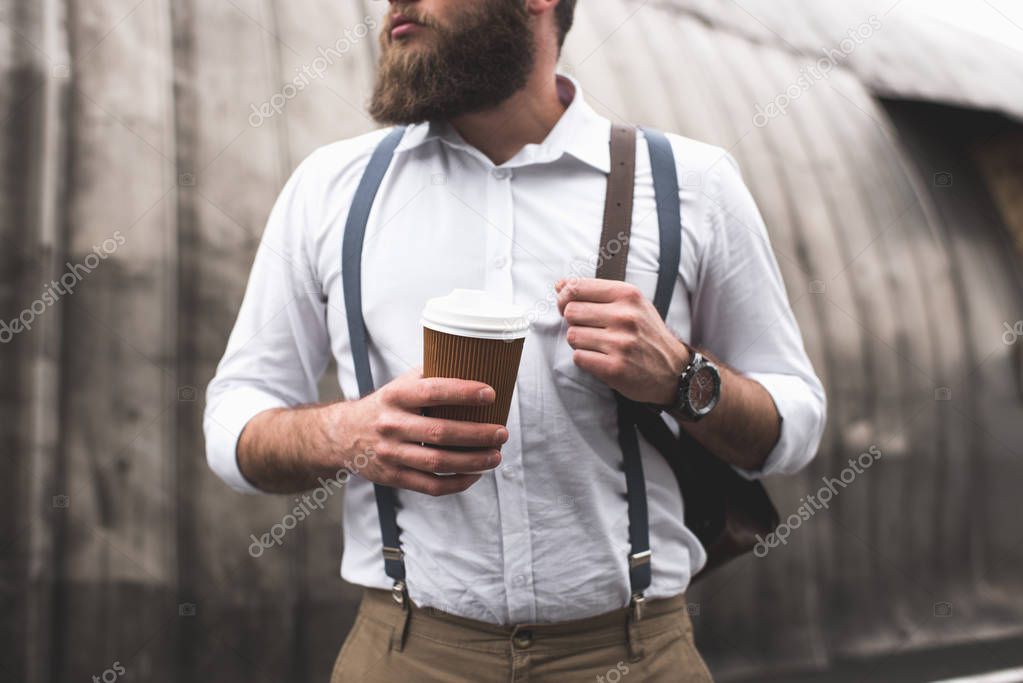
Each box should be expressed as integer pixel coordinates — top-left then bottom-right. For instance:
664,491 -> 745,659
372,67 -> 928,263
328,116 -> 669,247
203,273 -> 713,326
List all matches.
369,0 -> 535,125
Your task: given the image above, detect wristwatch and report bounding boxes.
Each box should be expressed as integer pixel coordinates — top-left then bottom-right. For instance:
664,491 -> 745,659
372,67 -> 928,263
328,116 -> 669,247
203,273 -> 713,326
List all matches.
654,349 -> 721,421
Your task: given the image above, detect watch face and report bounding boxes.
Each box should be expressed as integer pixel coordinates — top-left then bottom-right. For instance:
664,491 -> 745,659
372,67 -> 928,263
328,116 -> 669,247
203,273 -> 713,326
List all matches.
687,366 -> 718,413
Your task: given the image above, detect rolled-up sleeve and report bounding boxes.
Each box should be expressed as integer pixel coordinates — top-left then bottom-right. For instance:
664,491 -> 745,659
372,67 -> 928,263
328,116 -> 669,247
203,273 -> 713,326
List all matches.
690,152 -> 826,478
203,153 -> 331,494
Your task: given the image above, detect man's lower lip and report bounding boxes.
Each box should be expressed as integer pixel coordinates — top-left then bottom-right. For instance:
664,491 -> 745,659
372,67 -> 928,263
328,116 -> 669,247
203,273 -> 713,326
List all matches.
391,23 -> 421,39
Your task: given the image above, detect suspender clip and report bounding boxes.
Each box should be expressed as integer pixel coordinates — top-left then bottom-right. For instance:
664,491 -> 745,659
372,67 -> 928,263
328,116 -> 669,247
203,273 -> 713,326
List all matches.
627,592 -> 647,661
630,592 -> 646,622
391,579 -> 408,607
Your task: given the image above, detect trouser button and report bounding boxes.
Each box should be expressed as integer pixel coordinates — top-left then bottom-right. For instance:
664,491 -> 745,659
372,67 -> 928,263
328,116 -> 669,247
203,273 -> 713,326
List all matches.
512,629 -> 533,650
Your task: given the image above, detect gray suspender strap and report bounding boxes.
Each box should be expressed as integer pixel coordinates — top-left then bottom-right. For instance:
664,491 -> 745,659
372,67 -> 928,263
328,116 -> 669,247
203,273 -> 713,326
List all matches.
341,124 -> 682,610
341,126 -> 408,595
642,127 -> 682,319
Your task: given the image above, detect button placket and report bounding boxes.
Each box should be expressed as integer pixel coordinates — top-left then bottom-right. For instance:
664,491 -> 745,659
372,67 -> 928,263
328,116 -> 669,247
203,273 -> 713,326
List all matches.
485,168 -> 535,623
484,164 -> 515,297
495,390 -> 536,623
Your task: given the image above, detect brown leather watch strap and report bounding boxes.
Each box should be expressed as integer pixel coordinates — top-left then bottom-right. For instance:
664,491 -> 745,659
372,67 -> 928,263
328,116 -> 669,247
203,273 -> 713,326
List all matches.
596,124 -> 637,281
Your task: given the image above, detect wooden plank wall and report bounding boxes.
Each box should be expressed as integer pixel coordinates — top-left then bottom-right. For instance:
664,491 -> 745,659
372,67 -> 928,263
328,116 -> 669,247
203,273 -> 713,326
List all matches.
3,1 -> 1022,681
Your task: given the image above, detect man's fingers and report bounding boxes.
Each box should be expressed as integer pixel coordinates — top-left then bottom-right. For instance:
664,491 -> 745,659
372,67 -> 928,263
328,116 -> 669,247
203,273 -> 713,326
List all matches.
389,442 -> 502,474
392,377 -> 497,409
386,414 -> 508,448
571,348 -> 617,382
388,468 -> 482,497
555,278 -> 634,312
562,301 -> 614,327
565,325 -> 618,354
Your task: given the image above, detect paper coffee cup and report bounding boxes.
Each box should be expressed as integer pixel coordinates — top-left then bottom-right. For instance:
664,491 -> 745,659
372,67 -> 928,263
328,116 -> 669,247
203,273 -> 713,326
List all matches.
421,289 -> 529,427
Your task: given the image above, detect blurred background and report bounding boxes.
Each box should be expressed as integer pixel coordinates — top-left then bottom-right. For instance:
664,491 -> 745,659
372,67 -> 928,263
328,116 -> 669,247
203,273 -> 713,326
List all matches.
3,0 -> 1022,681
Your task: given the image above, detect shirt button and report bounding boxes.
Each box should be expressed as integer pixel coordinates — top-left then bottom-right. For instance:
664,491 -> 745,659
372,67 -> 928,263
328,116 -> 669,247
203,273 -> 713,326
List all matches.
493,255 -> 508,269
492,168 -> 512,180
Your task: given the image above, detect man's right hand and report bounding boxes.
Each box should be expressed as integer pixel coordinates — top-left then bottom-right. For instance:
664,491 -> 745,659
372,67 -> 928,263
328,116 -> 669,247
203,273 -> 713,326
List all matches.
237,368 -> 508,495
325,369 -> 508,496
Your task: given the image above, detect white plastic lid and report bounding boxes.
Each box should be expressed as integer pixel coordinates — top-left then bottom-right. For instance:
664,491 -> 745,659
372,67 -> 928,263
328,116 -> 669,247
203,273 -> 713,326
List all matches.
421,289 -> 530,340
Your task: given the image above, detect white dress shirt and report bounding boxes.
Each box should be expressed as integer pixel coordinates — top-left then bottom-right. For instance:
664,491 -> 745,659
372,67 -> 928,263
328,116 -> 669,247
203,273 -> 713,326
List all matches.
204,76 -> 826,625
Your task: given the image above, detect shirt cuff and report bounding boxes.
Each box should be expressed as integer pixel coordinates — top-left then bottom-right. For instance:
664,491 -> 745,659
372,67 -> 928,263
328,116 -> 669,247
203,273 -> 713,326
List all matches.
203,387 -> 290,494
733,372 -> 826,480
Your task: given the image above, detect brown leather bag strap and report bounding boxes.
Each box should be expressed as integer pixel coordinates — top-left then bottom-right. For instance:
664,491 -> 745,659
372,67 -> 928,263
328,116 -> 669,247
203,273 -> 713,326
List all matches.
594,124 -> 653,605
597,124 -> 637,281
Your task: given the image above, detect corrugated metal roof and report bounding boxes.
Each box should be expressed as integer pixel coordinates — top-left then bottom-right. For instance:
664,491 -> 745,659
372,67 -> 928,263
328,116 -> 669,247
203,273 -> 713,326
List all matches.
646,0 -> 1023,122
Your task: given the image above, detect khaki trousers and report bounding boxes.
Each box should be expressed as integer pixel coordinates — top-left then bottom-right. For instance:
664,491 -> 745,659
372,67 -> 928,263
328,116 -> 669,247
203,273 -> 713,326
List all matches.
331,589 -> 714,682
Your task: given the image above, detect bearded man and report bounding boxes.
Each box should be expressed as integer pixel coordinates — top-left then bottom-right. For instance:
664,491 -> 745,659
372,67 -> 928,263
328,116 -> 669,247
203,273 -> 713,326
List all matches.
204,1 -> 826,680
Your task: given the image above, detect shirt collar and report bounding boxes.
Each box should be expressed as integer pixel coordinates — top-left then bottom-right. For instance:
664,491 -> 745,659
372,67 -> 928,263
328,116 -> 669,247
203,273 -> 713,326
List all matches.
394,74 -> 611,173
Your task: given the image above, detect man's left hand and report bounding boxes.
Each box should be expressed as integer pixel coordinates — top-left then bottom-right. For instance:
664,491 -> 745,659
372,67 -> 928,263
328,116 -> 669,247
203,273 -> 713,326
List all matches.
555,278 -> 689,406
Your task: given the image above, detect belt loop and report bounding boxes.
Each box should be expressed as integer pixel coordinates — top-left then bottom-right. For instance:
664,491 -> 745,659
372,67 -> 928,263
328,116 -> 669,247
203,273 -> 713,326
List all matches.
626,593 -> 646,662
389,580 -> 411,653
